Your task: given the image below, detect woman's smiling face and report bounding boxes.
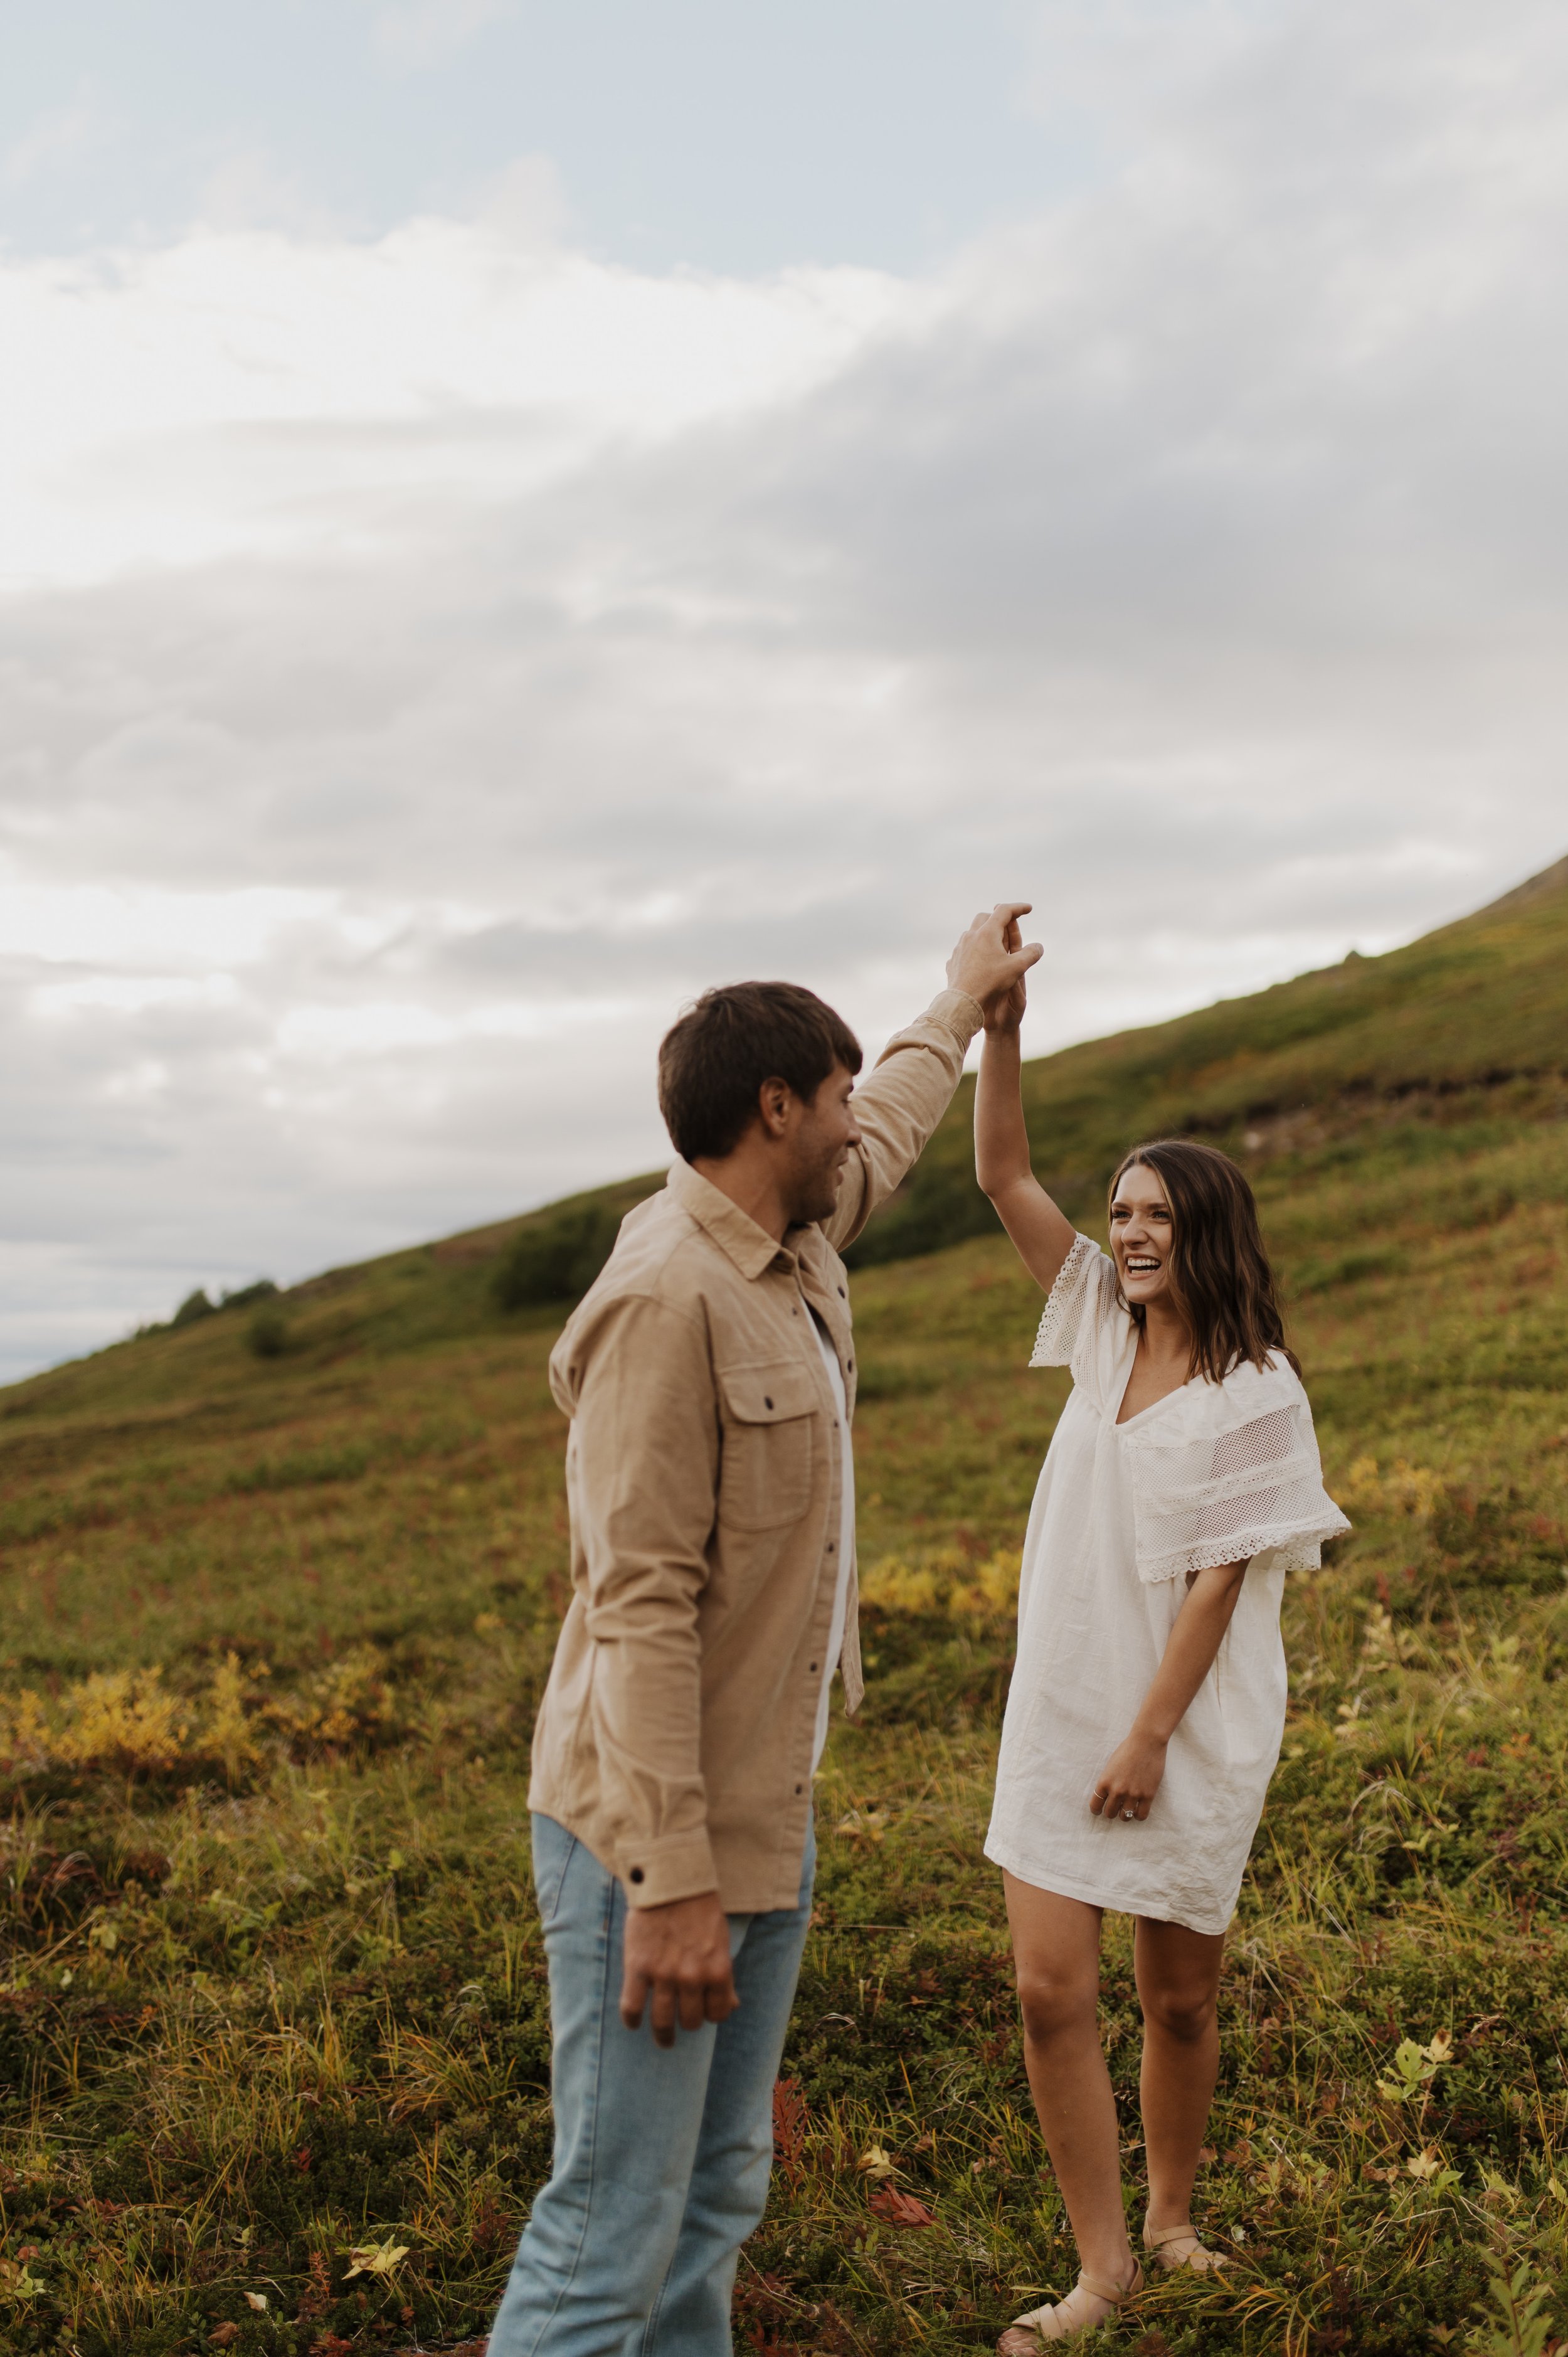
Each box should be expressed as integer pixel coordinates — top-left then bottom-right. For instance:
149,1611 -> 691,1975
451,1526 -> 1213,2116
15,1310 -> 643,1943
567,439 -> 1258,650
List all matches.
1110,1160 -> 1175,1308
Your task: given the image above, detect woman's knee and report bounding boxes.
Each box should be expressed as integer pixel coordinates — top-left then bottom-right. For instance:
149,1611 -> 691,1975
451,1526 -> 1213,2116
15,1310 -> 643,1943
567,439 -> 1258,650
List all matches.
1015,1962 -> 1098,2045
1140,1981 -> 1217,2044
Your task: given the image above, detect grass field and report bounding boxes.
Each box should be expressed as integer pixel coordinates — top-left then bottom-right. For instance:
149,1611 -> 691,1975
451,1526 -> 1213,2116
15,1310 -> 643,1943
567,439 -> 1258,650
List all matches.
3,868 -> 1568,2355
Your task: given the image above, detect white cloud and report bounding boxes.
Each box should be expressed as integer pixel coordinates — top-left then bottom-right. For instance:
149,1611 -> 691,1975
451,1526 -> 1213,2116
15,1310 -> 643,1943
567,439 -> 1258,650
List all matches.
3,0 -> 1567,1377
0,881 -> 332,966
32,974 -> 242,1018
0,220 -> 909,590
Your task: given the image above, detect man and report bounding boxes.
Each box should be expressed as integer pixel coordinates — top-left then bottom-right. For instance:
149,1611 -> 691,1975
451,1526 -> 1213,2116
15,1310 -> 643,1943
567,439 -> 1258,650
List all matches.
488,904 -> 1042,2357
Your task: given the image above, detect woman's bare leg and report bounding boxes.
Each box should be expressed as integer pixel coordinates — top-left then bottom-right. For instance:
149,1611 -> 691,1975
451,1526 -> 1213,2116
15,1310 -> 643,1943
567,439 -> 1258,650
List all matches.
1133,1915 -> 1227,2257
999,1876 -> 1136,2347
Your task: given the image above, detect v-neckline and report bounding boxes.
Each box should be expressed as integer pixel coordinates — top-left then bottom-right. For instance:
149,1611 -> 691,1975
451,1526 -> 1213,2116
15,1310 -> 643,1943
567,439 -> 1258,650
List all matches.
1111,1329 -> 1195,1429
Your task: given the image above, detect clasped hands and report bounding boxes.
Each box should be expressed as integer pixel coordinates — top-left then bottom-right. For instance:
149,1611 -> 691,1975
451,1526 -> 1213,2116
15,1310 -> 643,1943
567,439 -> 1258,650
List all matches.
946,902 -> 1042,1030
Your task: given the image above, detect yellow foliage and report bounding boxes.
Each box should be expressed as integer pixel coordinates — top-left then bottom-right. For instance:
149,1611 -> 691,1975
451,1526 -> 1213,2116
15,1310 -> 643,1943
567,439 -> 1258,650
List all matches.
46,1668 -> 188,1775
270,1646 -> 401,1751
1340,1456 -> 1444,1518
0,1644 -> 399,1784
206,1651 -> 265,1780
948,1548 -> 1022,1620
861,1556 -> 945,1613
859,1545 -> 1021,1623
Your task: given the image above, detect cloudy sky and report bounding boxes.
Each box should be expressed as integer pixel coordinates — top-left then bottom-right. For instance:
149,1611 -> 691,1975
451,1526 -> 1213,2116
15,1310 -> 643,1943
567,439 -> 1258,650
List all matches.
3,1 -> 1566,1380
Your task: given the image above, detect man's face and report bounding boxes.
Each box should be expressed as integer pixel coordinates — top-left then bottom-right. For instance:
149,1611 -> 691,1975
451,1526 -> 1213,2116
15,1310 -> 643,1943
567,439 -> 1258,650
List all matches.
781,1064 -> 861,1227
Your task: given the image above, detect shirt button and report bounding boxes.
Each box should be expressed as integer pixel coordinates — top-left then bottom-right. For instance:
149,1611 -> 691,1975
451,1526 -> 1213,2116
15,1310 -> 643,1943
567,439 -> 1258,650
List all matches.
795,1784 -> 803,1796
838,1285 -> 846,1297
827,1542 -> 835,1553
629,1867 -> 645,1885
764,1395 -> 774,1410
809,1662 -> 818,1673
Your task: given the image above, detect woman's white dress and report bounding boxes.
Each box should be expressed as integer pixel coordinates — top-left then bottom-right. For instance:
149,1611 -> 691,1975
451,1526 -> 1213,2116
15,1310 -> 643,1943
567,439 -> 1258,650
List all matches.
984,1235 -> 1350,1935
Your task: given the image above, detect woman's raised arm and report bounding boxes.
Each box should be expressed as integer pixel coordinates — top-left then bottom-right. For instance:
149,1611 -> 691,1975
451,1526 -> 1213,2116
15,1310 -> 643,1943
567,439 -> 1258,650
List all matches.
974,961 -> 1078,1295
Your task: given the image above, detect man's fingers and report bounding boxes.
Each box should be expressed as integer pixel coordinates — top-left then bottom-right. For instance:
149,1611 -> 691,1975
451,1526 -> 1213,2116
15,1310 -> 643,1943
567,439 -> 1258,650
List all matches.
992,900 -> 1034,923
623,1962 -> 737,2041
649,1982 -> 679,2049
1006,941 -> 1044,973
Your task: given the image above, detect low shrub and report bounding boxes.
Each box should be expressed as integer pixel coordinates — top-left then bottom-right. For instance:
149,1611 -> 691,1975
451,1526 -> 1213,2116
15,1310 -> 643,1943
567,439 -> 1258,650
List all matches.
246,1304 -> 290,1358
491,1202 -> 624,1311
0,1647 -> 409,1789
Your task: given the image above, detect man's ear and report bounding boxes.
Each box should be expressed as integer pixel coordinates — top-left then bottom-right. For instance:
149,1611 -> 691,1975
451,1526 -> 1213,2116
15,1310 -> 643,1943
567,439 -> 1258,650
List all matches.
756,1075 -> 793,1140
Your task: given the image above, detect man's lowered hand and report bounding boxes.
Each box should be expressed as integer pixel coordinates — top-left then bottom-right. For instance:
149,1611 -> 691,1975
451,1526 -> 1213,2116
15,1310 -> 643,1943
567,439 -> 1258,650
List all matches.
620,1890 -> 738,2048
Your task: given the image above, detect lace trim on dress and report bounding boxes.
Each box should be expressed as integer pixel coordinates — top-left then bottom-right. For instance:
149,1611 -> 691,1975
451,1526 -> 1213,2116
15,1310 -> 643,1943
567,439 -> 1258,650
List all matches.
1029,1233 -> 1099,1368
1125,1395 -> 1351,1585
1137,1521 -> 1340,1584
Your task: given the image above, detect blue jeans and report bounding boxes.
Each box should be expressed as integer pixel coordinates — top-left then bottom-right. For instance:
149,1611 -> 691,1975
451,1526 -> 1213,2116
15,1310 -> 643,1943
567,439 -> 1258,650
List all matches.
487,1814 -> 816,2357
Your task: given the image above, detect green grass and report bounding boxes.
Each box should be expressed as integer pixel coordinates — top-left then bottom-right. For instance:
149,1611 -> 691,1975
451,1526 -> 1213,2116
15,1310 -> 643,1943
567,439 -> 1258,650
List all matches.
2,867 -> 1568,2353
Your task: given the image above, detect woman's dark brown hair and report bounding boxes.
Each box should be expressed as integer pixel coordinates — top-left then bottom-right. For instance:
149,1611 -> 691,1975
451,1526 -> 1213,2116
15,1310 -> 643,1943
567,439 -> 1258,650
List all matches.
1109,1137 -> 1298,1382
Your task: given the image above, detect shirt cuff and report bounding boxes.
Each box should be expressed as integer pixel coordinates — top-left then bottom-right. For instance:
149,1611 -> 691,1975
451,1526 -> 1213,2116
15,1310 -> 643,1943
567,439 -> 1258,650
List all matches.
617,1825 -> 719,1908
924,986 -> 985,1053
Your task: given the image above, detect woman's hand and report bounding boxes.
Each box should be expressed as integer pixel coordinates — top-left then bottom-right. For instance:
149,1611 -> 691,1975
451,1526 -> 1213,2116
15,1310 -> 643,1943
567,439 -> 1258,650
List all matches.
1090,1729 -> 1168,1824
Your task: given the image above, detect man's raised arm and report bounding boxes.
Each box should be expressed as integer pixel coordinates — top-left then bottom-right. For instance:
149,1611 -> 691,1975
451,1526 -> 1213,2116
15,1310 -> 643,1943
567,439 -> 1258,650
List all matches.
823,902 -> 1042,1252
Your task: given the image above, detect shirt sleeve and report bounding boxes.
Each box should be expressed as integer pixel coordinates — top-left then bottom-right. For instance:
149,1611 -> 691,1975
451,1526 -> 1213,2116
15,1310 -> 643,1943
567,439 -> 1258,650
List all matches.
566,1289 -> 723,1904
820,988 -> 982,1252
1123,1361 -> 1352,1585
1029,1233 -> 1123,1386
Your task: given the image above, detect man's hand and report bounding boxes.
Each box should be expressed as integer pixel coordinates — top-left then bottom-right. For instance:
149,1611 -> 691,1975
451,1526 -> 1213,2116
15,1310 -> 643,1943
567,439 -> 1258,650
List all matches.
947,903 -> 1044,1020
620,1889 -> 738,2048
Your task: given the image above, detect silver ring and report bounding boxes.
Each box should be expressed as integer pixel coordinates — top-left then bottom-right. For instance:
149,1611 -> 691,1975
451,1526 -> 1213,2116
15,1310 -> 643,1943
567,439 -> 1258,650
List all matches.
1122,1809 -> 1134,1820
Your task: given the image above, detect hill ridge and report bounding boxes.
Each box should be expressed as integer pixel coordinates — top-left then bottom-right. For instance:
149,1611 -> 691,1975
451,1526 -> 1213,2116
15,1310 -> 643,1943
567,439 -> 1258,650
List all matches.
5,849 -> 1567,1400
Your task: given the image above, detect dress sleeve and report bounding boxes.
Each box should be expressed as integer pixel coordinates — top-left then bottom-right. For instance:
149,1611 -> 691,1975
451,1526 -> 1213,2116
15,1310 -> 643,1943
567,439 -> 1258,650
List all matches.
1123,1360 -> 1351,1585
1023,1225 -> 1117,1376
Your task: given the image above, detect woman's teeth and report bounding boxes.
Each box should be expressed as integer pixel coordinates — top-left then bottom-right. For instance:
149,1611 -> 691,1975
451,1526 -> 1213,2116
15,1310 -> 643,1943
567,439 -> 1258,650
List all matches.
1126,1257 -> 1160,1271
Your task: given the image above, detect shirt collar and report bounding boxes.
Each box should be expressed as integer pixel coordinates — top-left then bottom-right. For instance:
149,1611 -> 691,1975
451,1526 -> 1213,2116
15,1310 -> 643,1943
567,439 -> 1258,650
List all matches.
667,1159 -> 796,1281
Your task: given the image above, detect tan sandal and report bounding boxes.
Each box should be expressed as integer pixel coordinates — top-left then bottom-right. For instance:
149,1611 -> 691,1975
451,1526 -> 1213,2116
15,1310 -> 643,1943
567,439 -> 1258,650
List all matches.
1143,2220 -> 1228,2275
999,2260 -> 1144,2348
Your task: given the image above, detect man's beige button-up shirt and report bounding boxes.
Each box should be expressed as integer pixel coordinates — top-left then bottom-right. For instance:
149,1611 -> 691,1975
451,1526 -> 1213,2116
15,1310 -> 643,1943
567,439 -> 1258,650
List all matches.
528,987 -> 982,1913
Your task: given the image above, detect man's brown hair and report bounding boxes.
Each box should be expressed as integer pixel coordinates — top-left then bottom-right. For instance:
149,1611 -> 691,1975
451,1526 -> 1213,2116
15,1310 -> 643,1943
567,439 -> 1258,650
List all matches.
658,982 -> 862,1163
1109,1137 -> 1299,1382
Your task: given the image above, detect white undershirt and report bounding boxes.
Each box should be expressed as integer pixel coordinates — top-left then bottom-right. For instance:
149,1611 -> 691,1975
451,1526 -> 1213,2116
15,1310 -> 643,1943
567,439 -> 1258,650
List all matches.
810,1309 -> 857,1768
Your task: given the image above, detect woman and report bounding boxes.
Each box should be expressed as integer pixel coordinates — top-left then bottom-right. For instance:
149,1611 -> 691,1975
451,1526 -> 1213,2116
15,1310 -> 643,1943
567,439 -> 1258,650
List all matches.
976,957 -> 1348,2348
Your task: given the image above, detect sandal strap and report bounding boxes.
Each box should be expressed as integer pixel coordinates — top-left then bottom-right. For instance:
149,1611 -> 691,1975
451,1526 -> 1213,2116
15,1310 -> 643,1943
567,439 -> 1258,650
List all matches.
1076,2264 -> 1143,2306
1144,2223 -> 1199,2250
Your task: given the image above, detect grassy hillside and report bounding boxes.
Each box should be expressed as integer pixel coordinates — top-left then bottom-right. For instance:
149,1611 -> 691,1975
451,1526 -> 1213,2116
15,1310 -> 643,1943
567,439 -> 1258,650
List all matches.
849,849 -> 1568,1265
1,862 -> 1567,2355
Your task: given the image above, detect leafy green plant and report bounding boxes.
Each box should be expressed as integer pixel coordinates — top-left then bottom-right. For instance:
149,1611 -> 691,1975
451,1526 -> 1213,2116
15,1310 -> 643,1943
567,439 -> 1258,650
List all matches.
1468,2247 -> 1557,2357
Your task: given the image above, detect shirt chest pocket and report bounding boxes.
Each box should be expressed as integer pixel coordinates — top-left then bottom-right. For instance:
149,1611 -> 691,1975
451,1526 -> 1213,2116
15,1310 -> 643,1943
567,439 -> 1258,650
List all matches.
716,1359 -> 820,1531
